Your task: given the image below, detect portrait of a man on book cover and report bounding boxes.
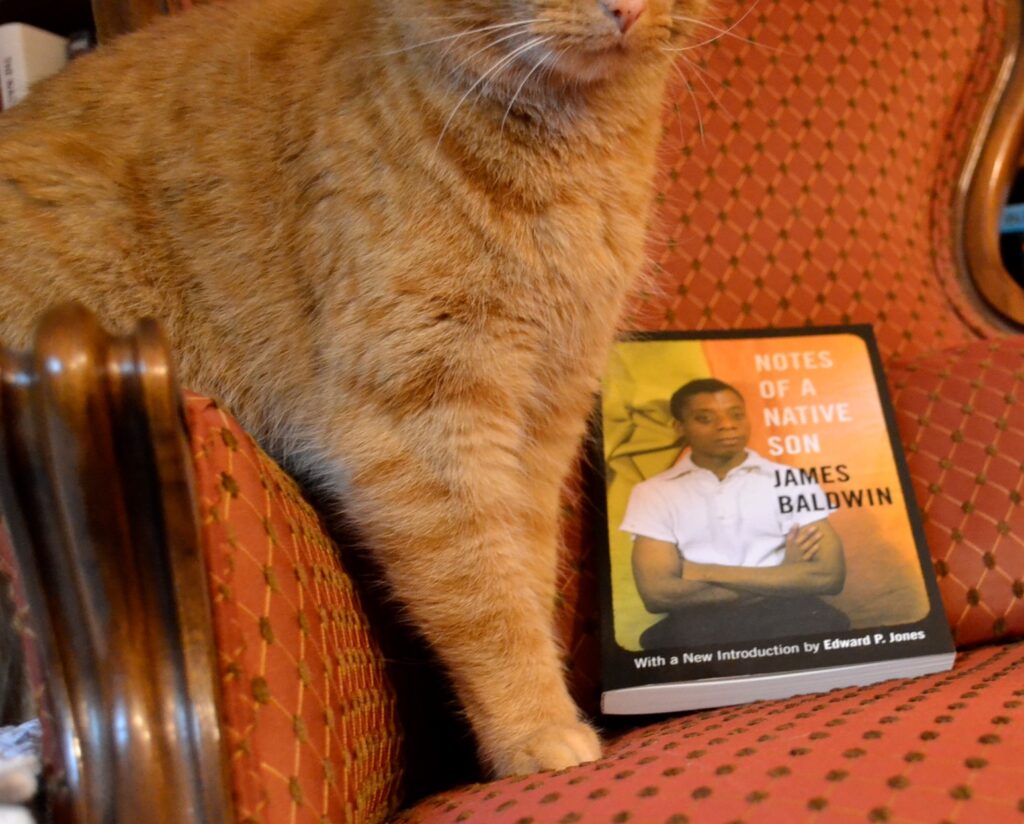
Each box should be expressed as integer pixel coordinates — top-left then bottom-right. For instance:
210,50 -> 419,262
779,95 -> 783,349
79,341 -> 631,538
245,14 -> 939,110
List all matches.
600,331 -> 931,653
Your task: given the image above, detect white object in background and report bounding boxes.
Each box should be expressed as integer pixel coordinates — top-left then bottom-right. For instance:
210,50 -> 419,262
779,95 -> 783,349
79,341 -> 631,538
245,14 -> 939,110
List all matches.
0,757 -> 36,806
0,721 -> 39,805
0,806 -> 34,824
0,23 -> 69,110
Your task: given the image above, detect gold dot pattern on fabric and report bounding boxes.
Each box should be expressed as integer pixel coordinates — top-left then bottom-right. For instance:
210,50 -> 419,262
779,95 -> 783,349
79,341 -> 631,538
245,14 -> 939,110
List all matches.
397,645 -> 1024,822
888,339 -> 1024,647
638,0 -> 1006,360
185,394 -> 404,823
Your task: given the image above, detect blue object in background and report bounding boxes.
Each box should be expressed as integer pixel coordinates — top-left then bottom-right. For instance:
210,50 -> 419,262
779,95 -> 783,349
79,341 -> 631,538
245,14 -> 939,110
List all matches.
1000,203 -> 1024,234
998,171 -> 1024,286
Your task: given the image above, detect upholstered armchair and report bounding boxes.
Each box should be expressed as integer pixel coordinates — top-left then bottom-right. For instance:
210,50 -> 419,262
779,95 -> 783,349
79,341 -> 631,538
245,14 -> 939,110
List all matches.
1,0 -> 1022,821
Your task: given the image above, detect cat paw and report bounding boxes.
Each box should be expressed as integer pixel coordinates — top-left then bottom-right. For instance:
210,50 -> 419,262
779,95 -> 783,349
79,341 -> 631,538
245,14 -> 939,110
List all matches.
492,721 -> 602,777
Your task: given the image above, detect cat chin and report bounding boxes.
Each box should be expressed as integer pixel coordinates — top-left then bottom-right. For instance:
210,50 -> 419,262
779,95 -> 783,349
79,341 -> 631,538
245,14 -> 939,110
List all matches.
547,49 -> 625,83
542,43 -> 666,86
540,23 -> 674,85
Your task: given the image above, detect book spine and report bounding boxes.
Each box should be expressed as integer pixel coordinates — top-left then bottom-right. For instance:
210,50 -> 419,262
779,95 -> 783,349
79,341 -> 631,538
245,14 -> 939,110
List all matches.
0,26 -> 69,110
0,34 -> 20,111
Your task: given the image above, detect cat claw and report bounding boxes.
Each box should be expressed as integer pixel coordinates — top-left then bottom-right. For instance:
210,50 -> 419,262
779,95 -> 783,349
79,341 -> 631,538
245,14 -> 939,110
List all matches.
492,721 -> 603,777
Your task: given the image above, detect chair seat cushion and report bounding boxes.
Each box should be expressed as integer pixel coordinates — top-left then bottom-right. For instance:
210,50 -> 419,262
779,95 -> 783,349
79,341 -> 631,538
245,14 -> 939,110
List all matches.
398,640 -> 1024,822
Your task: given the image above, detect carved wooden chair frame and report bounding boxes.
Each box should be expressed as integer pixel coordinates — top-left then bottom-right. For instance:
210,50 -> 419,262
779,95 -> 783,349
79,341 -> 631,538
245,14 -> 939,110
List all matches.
0,305 -> 233,822
959,0 -> 1024,326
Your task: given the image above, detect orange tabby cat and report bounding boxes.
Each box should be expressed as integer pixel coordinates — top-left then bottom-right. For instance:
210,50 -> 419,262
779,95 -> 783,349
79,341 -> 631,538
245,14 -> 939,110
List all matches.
0,0 -> 710,775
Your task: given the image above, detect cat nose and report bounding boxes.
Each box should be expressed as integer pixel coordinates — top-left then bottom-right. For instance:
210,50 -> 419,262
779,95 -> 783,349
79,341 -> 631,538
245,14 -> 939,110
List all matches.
601,0 -> 647,34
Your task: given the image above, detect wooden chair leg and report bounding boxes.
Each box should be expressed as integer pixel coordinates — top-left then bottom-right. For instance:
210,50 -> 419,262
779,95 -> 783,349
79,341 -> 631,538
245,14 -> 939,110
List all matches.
0,569 -> 29,726
0,304 -> 234,823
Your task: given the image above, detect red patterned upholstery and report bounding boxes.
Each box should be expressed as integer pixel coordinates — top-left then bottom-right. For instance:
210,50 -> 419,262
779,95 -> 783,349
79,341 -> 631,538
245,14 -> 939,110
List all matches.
185,395 -> 404,823
641,0 -> 1005,354
179,363 -> 1023,821
398,642 -> 1024,823
888,339 -> 1024,647
102,0 -> 1024,820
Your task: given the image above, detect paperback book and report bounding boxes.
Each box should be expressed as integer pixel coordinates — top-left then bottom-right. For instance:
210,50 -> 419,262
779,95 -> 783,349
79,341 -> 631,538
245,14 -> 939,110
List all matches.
595,326 -> 954,715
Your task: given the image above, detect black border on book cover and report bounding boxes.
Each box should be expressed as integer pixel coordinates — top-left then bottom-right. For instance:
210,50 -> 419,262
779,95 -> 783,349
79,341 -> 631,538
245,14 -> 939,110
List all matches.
590,325 -> 954,714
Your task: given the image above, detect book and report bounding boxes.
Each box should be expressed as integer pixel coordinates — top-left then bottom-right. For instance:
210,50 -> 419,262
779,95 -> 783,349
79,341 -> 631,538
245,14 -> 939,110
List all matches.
594,326 -> 955,715
0,23 -> 69,111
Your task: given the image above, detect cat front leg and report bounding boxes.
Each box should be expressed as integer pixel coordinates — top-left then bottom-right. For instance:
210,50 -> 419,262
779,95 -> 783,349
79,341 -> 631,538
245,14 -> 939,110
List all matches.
323,399 -> 601,777
514,415 -> 591,633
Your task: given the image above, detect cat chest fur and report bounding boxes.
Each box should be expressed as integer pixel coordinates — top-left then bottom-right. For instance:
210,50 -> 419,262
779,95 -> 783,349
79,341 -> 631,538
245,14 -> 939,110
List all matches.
324,160 -> 653,426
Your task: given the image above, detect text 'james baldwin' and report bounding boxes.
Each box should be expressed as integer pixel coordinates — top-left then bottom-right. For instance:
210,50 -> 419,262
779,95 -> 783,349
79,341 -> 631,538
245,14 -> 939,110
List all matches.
756,349 -> 895,511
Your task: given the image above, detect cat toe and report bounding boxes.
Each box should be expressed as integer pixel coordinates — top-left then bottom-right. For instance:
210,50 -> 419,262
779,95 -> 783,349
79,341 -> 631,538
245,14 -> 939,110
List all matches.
493,722 -> 602,777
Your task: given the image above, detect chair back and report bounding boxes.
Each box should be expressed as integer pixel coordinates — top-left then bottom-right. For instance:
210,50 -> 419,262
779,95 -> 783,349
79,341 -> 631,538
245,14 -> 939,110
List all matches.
639,0 -> 1022,354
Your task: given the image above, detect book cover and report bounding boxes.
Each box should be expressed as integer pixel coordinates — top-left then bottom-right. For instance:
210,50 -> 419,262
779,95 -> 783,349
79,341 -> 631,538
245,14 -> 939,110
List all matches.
0,23 -> 68,111
595,326 -> 954,714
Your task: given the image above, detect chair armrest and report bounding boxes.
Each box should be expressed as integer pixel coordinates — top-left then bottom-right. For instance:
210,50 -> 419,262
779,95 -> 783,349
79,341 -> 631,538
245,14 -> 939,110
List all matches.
0,303 -> 406,821
184,392 -> 405,822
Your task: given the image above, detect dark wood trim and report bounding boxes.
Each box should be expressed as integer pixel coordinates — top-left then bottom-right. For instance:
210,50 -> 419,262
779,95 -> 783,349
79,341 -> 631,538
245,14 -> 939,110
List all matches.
0,304 -> 234,823
90,0 -> 192,42
958,0 -> 1024,328
90,0 -> 164,41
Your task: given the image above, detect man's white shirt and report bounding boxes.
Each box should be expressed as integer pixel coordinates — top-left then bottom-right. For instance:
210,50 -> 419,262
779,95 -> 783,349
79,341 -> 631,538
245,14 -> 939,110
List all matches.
620,450 -> 827,568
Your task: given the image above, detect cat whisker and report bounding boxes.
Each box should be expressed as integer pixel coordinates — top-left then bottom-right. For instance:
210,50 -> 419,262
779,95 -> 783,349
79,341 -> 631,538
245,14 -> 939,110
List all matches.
436,36 -> 553,152
480,36 -> 558,107
658,42 -> 734,135
546,46 -> 571,83
671,11 -> 769,51
674,52 -> 714,80
454,25 -> 538,72
374,19 -> 540,59
664,1 -> 762,52
676,52 -> 729,121
500,50 -> 555,133
669,63 -> 705,145
438,21 -> 519,61
396,13 -> 477,20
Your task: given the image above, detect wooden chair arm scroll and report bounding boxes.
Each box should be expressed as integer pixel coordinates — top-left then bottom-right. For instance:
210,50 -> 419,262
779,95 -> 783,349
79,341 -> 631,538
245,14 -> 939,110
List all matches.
959,0 -> 1024,327
0,304 -> 234,823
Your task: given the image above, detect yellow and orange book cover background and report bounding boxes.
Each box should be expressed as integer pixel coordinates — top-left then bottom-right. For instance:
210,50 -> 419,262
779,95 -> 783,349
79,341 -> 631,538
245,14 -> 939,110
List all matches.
601,328 -> 937,653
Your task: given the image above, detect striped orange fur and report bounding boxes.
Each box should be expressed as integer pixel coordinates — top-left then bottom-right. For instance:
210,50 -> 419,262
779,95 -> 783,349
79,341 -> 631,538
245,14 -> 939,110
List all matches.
0,0 -> 712,775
